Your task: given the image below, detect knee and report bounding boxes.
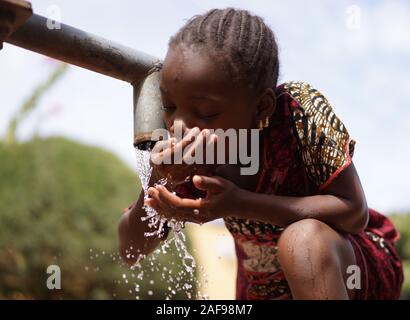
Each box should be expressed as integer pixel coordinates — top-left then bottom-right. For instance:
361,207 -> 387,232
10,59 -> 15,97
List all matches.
277,219 -> 341,269
278,218 -> 333,247
277,219 -> 356,299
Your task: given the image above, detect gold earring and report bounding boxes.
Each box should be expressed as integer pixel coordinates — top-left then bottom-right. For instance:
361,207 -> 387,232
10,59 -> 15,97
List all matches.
264,116 -> 269,128
258,119 -> 264,130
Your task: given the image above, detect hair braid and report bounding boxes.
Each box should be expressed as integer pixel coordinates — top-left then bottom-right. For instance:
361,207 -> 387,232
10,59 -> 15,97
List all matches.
168,7 -> 280,92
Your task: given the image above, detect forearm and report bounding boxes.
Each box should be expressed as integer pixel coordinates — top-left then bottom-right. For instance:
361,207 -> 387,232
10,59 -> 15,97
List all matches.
118,170 -> 165,265
235,190 -> 368,234
118,193 -> 162,264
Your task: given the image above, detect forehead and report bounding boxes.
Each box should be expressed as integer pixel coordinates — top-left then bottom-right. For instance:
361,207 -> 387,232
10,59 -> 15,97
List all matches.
160,46 -> 242,97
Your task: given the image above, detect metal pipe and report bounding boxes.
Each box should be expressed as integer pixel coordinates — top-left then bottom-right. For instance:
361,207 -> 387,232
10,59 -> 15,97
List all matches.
6,13 -> 160,85
133,68 -> 166,149
2,4 -> 167,150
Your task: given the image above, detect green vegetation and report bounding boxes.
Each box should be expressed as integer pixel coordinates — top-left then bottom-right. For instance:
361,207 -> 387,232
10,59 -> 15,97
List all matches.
390,214 -> 410,299
0,63 -> 196,299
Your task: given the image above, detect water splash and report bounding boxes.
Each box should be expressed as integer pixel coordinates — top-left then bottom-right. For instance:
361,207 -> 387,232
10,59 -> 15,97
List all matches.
132,146 -> 204,299
86,247 -> 208,300
84,146 -> 210,300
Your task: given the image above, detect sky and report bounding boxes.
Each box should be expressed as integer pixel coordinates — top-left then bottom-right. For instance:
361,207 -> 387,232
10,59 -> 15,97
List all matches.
1,0 -> 410,213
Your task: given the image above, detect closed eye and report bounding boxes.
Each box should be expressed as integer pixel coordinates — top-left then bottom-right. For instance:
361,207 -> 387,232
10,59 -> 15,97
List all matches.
196,112 -> 222,120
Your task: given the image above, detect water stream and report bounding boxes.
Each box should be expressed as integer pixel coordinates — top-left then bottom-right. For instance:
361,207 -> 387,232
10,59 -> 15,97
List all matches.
131,147 -> 206,299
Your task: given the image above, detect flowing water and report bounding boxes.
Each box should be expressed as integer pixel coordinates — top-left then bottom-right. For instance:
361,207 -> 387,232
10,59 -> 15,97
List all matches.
131,147 -> 207,299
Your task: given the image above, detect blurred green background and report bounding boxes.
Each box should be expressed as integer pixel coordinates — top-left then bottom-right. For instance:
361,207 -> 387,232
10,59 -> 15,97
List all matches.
390,214 -> 410,299
0,64 -> 197,299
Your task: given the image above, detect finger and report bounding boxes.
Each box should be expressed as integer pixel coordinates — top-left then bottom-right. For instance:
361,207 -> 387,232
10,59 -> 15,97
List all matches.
203,132 -> 218,164
184,126 -> 201,139
192,175 -> 226,193
147,192 -> 203,223
170,120 -> 189,137
153,138 -> 178,164
153,186 -> 216,223
175,126 -> 201,151
150,138 -> 176,165
160,127 -> 201,164
147,186 -> 159,198
183,129 -> 209,164
148,185 -> 213,221
144,198 -> 163,214
155,185 -> 208,209
174,126 -> 200,144
147,187 -> 173,213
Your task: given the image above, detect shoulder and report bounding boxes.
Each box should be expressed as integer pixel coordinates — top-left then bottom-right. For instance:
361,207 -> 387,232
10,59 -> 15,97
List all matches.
276,81 -> 334,116
275,80 -> 353,150
275,80 -> 356,190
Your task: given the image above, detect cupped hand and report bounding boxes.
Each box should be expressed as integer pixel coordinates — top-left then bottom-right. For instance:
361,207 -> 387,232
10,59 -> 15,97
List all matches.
144,174 -> 247,225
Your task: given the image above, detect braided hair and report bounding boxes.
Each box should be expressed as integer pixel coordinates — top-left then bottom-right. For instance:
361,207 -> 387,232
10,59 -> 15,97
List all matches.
168,7 -> 280,94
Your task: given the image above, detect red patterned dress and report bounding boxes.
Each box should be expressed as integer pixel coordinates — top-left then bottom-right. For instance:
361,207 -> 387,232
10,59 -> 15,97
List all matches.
223,81 -> 403,300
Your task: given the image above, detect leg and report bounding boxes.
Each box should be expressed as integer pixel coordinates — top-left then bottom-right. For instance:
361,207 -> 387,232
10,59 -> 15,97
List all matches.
277,218 -> 356,300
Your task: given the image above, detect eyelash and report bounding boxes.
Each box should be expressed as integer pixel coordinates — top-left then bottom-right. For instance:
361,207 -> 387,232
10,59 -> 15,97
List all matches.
195,111 -> 221,120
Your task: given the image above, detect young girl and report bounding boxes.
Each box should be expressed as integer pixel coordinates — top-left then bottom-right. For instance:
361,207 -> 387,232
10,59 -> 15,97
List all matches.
118,8 -> 403,300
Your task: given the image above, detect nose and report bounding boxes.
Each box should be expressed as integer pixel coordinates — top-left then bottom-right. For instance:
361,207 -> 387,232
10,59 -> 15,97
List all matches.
169,117 -> 198,136
169,118 -> 186,137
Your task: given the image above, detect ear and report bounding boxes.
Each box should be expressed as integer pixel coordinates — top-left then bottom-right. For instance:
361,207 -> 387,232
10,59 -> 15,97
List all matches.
253,88 -> 277,125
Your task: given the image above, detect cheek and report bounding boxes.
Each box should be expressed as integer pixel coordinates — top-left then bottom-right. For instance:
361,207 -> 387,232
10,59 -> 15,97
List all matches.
218,108 -> 254,130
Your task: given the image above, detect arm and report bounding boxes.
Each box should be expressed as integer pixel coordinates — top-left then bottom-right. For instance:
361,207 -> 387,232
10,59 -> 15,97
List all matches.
118,170 -> 167,266
118,193 -> 162,266
235,162 -> 369,234
146,163 -> 369,235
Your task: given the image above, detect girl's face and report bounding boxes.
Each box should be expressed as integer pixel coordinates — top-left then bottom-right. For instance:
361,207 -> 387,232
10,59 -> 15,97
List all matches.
159,45 -> 269,133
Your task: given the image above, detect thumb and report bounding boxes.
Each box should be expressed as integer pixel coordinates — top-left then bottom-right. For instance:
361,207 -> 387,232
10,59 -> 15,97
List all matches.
192,175 -> 226,194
